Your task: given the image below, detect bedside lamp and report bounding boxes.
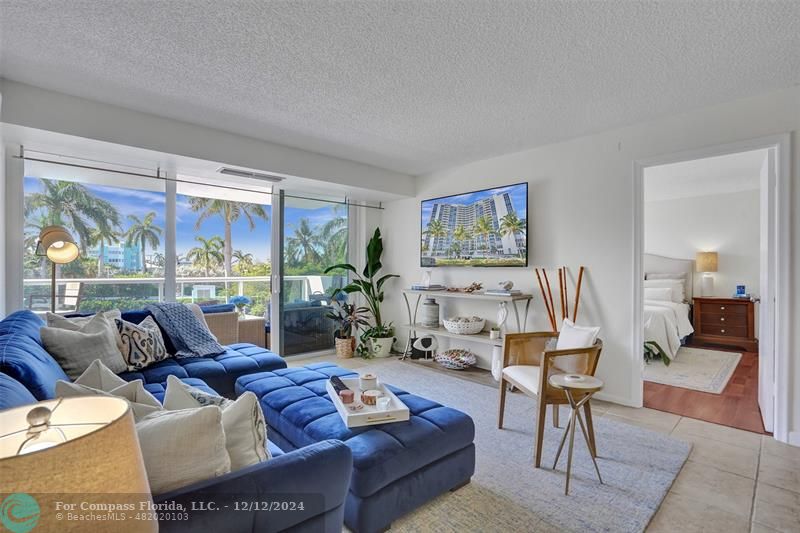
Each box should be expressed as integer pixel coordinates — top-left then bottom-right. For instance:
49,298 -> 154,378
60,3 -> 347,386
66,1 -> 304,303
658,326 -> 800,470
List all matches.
696,252 -> 718,296
0,397 -> 156,532
35,225 -> 80,313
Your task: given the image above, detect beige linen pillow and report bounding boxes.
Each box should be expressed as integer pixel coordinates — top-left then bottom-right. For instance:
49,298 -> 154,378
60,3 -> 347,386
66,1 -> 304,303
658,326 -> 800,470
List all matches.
163,375 -> 269,470
136,406 -> 231,494
41,313 -> 127,378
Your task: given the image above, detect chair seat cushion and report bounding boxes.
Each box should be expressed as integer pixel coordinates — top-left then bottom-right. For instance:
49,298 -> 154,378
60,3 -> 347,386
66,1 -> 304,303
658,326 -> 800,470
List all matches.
502,365 -> 541,394
120,343 -> 286,397
236,362 -> 475,498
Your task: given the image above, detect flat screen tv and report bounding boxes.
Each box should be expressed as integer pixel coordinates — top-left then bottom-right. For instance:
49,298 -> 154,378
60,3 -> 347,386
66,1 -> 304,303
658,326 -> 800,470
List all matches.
421,182 -> 528,267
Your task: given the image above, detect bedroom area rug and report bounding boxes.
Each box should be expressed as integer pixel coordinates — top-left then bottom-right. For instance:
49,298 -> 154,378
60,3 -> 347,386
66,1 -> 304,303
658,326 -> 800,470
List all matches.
643,347 -> 742,393
358,360 -> 690,533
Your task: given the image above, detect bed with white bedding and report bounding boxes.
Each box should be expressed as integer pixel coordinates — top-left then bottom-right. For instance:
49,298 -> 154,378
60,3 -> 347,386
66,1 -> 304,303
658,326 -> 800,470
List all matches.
643,254 -> 695,360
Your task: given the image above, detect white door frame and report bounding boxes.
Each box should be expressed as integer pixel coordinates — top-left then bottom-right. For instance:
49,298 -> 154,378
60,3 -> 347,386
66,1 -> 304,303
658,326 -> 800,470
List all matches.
632,134 -> 791,443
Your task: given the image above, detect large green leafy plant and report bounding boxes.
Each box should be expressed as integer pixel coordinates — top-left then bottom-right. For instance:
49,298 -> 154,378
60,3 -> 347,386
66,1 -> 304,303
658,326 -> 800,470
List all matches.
325,229 -> 398,355
644,341 -> 670,366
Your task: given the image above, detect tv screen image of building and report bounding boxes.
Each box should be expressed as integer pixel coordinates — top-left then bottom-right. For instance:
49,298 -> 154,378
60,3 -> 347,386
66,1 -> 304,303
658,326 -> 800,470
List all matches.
420,182 -> 528,267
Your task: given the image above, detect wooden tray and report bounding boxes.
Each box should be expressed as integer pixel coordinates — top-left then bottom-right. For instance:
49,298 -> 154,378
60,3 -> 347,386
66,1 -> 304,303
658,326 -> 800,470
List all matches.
325,377 -> 410,428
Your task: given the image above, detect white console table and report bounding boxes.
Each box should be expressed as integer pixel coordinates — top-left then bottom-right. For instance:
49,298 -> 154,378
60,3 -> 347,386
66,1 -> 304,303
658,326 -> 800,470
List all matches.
399,289 -> 533,358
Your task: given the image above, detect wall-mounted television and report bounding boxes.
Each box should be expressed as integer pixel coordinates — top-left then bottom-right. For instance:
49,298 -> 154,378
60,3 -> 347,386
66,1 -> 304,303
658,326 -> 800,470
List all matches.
421,182 -> 528,267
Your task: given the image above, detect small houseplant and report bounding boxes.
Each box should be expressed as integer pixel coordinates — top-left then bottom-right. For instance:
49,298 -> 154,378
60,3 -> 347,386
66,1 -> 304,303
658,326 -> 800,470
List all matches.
325,228 -> 398,358
326,302 -> 369,358
644,341 -> 670,366
229,295 -> 252,317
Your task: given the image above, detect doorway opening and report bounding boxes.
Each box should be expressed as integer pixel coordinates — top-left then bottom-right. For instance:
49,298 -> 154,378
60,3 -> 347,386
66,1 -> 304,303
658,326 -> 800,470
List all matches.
633,135 -> 790,440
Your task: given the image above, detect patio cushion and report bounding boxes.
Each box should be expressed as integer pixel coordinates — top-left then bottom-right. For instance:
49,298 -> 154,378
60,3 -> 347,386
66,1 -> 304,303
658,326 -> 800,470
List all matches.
236,362 -> 475,498
0,372 -> 38,410
0,311 -> 70,400
120,343 -> 286,397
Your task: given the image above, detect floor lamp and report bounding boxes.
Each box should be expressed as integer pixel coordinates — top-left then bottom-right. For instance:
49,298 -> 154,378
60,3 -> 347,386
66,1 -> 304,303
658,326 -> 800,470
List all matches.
35,225 -> 80,313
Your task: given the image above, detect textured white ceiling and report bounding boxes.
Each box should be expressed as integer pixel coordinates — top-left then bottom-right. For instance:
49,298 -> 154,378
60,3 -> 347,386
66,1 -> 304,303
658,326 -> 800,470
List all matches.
644,149 -> 767,202
1,1 -> 798,176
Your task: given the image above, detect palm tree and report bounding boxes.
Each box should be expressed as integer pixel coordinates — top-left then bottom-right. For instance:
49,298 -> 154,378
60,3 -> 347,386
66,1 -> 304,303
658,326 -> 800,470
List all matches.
286,218 -> 322,266
452,224 -> 472,257
125,212 -> 162,274
499,213 -> 526,257
473,216 -> 495,256
187,236 -> 224,277
320,207 -> 348,266
25,179 -> 121,252
423,219 -> 447,256
88,225 -> 120,277
151,252 -> 166,269
232,250 -> 254,274
189,198 -> 269,277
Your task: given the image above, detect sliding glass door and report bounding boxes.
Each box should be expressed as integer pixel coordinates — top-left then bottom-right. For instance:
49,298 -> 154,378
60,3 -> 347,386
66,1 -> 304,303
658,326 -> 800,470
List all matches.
278,193 -> 348,356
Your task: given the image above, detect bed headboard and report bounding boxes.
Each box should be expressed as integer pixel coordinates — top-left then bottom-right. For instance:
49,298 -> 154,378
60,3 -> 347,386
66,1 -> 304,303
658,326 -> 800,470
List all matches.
643,253 -> 695,301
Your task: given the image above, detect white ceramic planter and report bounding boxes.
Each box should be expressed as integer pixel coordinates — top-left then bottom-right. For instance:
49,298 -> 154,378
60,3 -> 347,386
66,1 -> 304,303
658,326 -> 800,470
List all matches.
370,337 -> 394,358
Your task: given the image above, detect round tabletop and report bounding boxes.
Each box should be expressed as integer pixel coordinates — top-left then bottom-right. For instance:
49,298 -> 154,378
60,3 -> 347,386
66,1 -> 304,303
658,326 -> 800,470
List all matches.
549,373 -> 604,392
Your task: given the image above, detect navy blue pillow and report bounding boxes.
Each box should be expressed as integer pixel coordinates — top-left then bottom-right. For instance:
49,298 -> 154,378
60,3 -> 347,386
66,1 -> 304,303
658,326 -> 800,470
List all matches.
0,372 -> 37,410
199,304 -> 235,314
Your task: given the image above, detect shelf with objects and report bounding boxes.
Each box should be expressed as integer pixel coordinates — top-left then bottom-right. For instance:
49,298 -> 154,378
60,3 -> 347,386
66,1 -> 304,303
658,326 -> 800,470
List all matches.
398,287 -> 533,362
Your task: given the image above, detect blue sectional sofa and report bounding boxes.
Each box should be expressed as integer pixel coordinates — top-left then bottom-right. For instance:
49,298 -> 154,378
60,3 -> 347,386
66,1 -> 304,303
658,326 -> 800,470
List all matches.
0,310 -> 353,533
237,362 -> 477,533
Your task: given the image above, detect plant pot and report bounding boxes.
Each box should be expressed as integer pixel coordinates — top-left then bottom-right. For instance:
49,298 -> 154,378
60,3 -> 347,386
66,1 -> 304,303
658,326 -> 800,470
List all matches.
335,336 -> 355,358
370,337 -> 394,358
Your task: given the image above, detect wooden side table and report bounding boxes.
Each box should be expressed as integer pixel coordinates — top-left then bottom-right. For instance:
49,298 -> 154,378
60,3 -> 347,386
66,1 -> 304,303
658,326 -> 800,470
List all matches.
692,297 -> 758,352
238,314 -> 267,348
548,373 -> 604,495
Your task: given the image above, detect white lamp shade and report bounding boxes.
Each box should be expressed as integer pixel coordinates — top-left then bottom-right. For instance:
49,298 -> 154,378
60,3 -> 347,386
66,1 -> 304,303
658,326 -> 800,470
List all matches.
36,225 -> 80,264
0,397 -> 156,532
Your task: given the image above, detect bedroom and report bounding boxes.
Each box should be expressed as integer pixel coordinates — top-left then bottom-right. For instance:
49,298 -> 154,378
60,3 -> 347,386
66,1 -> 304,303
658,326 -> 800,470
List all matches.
642,148 -> 770,433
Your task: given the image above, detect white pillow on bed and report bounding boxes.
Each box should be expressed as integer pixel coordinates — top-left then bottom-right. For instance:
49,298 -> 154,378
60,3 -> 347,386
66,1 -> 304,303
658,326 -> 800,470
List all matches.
645,272 -> 687,281
643,279 -> 685,303
644,287 -> 673,302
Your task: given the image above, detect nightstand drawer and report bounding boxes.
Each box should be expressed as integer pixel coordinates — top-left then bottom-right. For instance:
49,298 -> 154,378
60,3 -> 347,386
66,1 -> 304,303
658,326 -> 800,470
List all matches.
699,302 -> 747,315
701,324 -> 747,338
701,313 -> 748,327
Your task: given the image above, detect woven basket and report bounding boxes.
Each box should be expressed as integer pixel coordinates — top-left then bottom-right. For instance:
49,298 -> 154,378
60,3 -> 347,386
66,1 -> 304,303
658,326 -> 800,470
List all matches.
442,318 -> 485,335
335,337 -> 355,358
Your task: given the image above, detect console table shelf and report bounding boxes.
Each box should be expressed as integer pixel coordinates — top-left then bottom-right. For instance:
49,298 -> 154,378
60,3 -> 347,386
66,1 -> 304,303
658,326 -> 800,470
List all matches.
400,289 -> 533,359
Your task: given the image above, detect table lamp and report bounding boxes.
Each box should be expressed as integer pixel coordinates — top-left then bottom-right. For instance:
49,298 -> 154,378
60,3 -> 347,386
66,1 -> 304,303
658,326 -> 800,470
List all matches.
0,396 -> 156,533
35,225 -> 80,313
696,251 -> 718,296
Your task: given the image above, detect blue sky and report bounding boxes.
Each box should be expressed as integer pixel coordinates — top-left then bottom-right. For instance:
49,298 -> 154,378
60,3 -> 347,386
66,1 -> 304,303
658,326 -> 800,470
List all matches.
421,182 -> 528,228
25,177 -> 342,263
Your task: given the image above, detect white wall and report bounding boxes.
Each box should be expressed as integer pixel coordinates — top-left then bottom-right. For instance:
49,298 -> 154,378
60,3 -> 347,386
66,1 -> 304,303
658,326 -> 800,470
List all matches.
0,80 -> 415,198
0,90 -> 5,316
380,86 -> 798,427
645,189 -> 761,300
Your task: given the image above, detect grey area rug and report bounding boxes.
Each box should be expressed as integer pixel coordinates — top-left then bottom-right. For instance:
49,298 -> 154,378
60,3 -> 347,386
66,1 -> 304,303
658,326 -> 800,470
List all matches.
357,360 -> 691,533
643,347 -> 742,393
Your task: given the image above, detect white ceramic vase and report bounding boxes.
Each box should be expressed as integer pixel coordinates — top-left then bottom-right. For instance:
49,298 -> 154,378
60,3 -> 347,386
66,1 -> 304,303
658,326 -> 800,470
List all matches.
370,337 -> 394,358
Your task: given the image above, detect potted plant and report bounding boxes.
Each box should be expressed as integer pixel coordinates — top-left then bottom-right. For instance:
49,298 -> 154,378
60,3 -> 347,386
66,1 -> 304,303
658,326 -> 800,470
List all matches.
325,228 -> 399,358
229,295 -> 252,318
326,302 -> 369,358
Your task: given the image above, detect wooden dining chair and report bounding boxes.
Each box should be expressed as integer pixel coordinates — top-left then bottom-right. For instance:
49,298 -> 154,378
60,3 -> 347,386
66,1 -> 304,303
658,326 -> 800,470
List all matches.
497,332 -> 603,468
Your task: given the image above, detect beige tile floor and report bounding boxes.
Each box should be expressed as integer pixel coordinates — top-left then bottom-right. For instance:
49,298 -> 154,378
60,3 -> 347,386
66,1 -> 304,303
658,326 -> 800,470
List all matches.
290,354 -> 800,533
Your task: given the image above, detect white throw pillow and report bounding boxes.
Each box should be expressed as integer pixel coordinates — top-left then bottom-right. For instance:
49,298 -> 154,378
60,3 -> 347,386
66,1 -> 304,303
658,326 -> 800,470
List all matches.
163,375 -> 269,469
41,313 -> 128,378
643,279 -> 685,303
46,309 -> 122,329
55,360 -> 163,421
644,287 -> 674,302
555,319 -> 601,373
136,406 -> 231,494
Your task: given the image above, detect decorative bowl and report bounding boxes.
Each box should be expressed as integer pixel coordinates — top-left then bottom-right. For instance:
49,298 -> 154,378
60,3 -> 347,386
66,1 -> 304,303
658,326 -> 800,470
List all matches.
435,349 -> 477,370
442,317 -> 485,335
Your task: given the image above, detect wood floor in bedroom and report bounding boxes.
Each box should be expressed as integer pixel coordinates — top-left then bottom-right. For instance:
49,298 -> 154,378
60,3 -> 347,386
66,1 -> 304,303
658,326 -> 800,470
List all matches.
643,347 -> 767,434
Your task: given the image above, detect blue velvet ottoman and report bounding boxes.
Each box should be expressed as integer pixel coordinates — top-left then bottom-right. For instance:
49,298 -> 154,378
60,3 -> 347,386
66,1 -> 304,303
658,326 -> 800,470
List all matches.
235,362 -> 475,533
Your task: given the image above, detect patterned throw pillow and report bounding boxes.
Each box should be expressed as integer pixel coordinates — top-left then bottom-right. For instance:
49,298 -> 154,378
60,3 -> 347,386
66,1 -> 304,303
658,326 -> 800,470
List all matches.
115,316 -> 169,371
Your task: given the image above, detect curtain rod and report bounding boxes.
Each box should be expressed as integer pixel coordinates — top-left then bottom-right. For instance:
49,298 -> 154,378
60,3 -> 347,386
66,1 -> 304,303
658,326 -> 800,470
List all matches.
15,151 -> 384,210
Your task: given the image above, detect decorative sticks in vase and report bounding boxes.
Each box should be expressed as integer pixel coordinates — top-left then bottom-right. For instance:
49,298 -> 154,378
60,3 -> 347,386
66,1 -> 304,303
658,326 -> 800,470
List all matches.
535,266 -> 586,332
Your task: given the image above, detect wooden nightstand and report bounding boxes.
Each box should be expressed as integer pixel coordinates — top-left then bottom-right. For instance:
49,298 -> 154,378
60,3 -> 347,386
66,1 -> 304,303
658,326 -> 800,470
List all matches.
692,297 -> 758,352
